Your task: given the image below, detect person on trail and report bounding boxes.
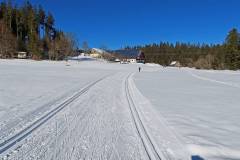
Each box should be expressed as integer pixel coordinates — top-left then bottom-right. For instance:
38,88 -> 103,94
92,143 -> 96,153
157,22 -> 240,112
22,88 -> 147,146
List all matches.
138,67 -> 141,72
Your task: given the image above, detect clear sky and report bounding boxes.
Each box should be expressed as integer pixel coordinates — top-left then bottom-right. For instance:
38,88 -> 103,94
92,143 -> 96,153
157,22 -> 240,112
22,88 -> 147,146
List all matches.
13,0 -> 240,49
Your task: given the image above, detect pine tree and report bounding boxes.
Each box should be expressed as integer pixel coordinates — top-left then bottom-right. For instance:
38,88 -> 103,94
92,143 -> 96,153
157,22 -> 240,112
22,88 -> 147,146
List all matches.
0,0 -> 75,60
0,20 -> 17,58
82,41 -> 89,52
225,28 -> 240,69
45,12 -> 54,40
38,5 -> 45,38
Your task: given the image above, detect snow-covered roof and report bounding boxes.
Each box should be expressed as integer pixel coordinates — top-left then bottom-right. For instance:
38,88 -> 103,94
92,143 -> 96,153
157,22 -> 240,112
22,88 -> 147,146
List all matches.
170,61 -> 177,65
92,48 -> 105,54
17,52 -> 27,54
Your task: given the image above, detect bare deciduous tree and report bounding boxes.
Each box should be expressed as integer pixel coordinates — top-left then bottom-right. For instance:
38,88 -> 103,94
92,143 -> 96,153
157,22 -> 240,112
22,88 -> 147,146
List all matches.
0,20 -> 17,58
48,32 -> 77,60
82,41 -> 89,52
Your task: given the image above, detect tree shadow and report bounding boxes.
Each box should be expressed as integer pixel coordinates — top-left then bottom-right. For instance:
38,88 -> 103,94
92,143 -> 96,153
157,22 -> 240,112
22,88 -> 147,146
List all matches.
192,155 -> 205,160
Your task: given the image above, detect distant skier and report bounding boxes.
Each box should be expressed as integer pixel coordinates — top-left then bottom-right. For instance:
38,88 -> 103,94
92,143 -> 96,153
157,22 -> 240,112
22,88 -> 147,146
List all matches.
138,67 -> 141,72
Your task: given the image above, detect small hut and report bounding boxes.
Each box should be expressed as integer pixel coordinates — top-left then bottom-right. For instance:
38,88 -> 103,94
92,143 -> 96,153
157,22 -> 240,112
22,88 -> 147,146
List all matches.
170,61 -> 181,67
17,52 -> 27,59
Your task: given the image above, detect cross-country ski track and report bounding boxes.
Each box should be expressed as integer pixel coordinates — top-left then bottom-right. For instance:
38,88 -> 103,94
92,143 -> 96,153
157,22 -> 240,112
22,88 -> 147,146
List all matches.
0,74 -> 112,158
125,73 -> 163,160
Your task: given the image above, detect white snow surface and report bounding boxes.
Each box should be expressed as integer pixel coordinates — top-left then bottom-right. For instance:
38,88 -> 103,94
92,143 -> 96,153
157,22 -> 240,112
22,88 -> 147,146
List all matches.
134,67 -> 240,160
0,59 -> 239,160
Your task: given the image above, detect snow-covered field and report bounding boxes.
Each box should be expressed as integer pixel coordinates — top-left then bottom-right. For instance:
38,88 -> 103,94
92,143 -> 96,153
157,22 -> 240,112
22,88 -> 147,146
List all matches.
134,67 -> 240,160
0,59 -> 239,160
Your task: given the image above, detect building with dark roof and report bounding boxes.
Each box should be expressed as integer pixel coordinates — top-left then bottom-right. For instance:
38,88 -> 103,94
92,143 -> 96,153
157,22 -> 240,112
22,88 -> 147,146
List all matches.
136,51 -> 145,63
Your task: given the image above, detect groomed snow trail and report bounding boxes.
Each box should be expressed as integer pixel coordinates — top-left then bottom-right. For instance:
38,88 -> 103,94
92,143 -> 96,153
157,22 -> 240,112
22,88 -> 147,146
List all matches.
3,72 -> 151,160
0,60 -> 114,145
0,74 -> 111,158
125,73 -> 163,160
128,73 -> 191,160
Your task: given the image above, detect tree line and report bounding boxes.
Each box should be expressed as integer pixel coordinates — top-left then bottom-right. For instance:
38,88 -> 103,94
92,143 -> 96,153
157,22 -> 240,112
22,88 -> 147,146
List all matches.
124,28 -> 240,70
0,0 -> 77,60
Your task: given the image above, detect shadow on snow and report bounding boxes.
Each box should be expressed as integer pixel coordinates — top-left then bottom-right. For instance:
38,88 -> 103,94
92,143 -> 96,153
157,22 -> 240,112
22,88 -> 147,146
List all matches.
192,155 -> 205,160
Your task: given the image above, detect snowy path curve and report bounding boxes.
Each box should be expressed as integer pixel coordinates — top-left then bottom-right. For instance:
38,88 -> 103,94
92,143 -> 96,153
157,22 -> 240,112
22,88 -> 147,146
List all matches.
0,74 -> 112,158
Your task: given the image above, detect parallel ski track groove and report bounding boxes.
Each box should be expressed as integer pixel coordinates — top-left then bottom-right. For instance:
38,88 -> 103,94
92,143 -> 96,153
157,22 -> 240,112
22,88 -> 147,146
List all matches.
0,74 -> 111,156
125,73 -> 162,160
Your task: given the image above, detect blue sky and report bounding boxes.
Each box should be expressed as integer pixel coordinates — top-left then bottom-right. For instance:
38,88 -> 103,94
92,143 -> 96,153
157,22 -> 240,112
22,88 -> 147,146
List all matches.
13,0 -> 240,49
